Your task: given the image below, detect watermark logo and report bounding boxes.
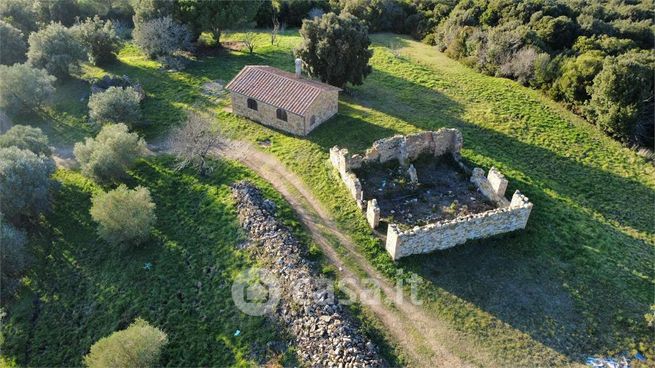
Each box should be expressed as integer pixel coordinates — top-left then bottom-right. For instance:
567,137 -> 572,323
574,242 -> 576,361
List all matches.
231,267 -> 282,316
231,267 -> 423,316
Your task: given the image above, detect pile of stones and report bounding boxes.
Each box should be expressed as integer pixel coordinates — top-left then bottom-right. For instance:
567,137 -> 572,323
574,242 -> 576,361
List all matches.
232,182 -> 384,367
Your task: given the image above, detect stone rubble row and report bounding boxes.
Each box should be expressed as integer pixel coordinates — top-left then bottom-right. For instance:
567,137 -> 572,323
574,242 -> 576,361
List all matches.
231,182 -> 385,368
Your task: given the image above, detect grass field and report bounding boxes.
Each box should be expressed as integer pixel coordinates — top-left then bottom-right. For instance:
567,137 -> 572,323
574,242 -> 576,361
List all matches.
3,30 -> 654,366
1,157 -> 310,366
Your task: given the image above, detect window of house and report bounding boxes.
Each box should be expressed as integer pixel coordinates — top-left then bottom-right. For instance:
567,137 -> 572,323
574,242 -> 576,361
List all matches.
310,115 -> 316,126
247,98 -> 258,110
276,108 -> 287,122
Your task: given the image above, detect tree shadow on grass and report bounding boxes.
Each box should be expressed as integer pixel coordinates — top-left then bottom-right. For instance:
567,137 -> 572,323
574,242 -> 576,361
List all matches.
345,67 -> 655,237
305,67 -> 654,360
2,161 -> 283,367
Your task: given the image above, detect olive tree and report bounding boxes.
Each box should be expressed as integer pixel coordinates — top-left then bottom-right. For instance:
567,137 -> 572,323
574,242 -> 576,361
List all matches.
295,12 -> 373,87
84,318 -> 167,368
168,112 -> 220,176
88,87 -> 142,127
73,16 -> 121,65
0,125 -> 51,155
0,147 -> 56,221
74,123 -> 147,182
0,214 -> 28,298
0,20 -> 27,65
90,185 -> 156,246
132,16 -> 191,59
175,0 -> 263,45
0,64 -> 56,114
27,22 -> 86,79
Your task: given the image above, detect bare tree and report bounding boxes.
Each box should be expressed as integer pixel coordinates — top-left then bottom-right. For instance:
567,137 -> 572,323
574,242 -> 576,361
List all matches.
243,32 -> 256,54
270,14 -> 279,45
168,112 -> 221,176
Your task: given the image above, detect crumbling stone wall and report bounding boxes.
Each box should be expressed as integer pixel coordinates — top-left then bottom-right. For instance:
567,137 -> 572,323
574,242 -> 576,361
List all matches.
329,128 -> 463,208
232,182 -> 384,366
385,191 -> 533,260
330,129 -> 534,260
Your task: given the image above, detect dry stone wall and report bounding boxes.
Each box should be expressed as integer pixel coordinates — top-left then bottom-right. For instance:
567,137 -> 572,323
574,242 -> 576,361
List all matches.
385,191 -> 533,260
330,129 -> 534,260
232,182 -> 384,366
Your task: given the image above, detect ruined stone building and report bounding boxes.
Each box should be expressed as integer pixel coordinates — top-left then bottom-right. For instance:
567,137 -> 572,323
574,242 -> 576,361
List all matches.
226,59 -> 341,136
330,129 -> 534,260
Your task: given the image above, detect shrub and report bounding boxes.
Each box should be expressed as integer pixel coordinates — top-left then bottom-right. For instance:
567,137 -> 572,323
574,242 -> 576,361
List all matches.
0,147 -> 55,220
295,12 -> 373,87
554,51 -> 604,105
88,86 -> 142,126
0,64 -> 56,114
73,123 -> 147,182
0,0 -> 38,35
0,125 -> 51,155
499,47 -> 547,86
90,185 -> 156,245
0,214 -> 28,298
27,22 -> 86,79
0,21 -> 27,65
132,16 -> 191,59
84,318 -> 167,368
33,0 -> 80,27
585,50 -> 655,146
73,16 -> 121,65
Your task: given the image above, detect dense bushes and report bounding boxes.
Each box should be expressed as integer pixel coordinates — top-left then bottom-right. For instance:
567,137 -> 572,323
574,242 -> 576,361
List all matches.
0,147 -> 56,221
295,12 -> 372,87
73,16 -> 121,65
27,22 -> 86,79
84,318 -> 167,367
584,51 -> 654,146
0,64 -> 56,114
90,185 -> 156,245
0,21 -> 27,65
133,16 -> 191,58
73,123 -> 147,182
0,214 -> 28,298
381,0 -> 655,147
0,125 -> 52,156
88,86 -> 142,126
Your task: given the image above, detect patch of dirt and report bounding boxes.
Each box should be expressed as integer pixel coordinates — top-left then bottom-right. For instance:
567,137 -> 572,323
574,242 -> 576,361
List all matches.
355,154 -> 496,227
221,41 -> 246,51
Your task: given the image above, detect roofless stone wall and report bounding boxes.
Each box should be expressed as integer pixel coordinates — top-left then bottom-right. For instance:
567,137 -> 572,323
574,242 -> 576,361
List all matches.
330,129 -> 534,260
385,191 -> 532,260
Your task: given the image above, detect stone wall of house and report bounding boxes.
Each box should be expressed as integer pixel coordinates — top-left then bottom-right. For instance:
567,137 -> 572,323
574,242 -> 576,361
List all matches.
360,128 -> 463,166
329,146 -> 364,208
385,191 -> 533,260
231,92 -> 305,135
329,128 -> 465,209
306,90 -> 339,134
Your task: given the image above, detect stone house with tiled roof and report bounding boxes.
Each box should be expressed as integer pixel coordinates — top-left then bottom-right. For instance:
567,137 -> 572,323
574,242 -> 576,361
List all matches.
226,60 -> 341,136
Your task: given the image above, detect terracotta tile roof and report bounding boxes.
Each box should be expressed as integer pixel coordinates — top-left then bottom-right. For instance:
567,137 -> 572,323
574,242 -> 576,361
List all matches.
226,65 -> 341,116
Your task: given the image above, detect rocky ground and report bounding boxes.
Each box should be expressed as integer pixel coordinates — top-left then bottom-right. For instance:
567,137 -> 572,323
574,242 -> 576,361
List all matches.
232,181 -> 385,367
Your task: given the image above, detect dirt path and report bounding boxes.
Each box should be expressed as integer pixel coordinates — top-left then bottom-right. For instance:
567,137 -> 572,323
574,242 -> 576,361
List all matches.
213,140 -> 501,368
54,139 -> 496,367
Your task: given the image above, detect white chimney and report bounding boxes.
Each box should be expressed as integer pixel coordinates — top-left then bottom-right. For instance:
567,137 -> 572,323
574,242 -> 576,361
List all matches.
294,58 -> 302,78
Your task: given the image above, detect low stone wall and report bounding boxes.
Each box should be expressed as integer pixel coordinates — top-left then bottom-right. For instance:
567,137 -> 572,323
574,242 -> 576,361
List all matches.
232,182 -> 384,366
385,191 -> 532,260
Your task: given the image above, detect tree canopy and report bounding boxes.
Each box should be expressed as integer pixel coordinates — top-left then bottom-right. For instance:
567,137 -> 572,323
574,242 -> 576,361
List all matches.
295,12 -> 372,88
